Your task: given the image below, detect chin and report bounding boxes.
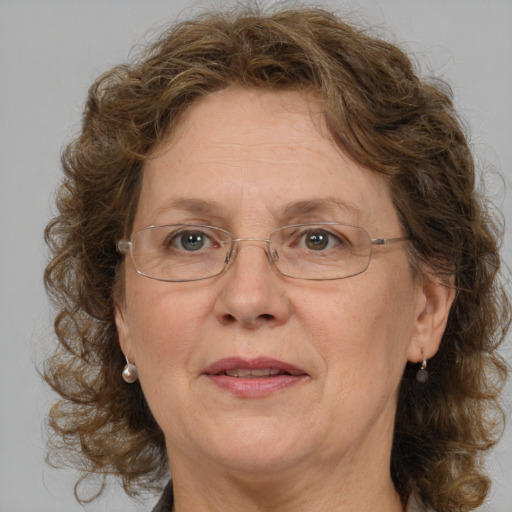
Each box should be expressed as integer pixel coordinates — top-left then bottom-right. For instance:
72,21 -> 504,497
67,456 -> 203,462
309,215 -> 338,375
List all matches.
177,417 -> 318,476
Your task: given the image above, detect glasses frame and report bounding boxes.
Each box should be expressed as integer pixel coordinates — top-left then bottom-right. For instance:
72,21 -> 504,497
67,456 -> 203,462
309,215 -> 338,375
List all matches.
117,222 -> 410,282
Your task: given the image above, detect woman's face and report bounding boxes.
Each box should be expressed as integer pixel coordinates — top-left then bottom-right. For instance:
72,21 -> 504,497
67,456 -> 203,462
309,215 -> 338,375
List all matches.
116,88 -> 445,483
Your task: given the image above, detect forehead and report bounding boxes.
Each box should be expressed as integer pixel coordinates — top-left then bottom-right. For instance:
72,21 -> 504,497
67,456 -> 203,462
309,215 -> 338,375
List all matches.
136,88 -> 398,232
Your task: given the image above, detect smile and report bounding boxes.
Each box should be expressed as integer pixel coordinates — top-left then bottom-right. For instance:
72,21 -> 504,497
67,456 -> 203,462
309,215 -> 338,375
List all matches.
203,357 -> 309,397
223,368 -> 286,378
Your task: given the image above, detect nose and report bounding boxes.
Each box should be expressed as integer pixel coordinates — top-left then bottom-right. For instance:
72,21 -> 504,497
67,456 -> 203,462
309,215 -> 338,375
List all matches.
213,241 -> 291,329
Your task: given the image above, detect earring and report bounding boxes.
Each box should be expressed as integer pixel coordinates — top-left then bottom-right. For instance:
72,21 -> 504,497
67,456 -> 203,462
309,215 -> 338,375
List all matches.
122,357 -> 138,383
416,353 -> 429,383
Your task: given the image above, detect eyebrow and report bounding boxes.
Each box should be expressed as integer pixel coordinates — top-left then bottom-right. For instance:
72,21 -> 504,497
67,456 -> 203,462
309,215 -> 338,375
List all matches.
155,196 -> 362,219
280,197 -> 363,220
154,197 -> 226,218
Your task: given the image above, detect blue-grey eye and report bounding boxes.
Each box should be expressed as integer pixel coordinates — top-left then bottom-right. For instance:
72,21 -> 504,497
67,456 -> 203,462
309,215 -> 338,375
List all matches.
168,230 -> 211,251
180,231 -> 206,251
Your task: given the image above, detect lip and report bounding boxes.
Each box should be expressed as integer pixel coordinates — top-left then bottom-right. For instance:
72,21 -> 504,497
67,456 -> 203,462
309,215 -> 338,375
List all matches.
202,357 -> 309,398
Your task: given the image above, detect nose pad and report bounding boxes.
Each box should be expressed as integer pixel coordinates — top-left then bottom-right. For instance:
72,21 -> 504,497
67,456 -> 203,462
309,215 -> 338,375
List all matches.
224,244 -> 238,267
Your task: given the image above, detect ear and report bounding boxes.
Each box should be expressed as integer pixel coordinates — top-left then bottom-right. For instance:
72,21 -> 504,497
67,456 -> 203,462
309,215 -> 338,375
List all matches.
115,302 -> 135,362
407,276 -> 456,363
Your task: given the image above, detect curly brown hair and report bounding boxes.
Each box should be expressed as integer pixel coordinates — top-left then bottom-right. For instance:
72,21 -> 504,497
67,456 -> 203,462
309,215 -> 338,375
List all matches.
44,5 -> 510,510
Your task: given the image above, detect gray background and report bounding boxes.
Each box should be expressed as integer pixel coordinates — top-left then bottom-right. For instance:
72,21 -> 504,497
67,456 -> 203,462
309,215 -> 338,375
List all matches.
1,0 -> 511,511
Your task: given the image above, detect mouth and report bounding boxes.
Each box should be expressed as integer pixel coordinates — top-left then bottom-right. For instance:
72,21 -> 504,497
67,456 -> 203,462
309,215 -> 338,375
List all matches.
202,357 -> 308,397
203,357 -> 308,378
222,368 -> 291,378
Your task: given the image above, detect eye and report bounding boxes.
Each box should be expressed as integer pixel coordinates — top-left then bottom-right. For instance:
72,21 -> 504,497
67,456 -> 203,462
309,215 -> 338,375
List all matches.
167,229 -> 216,252
299,229 -> 344,251
304,231 -> 330,250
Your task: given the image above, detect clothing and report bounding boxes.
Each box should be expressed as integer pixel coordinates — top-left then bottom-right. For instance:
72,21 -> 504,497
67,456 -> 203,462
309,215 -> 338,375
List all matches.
152,481 -> 173,512
151,481 -> 432,512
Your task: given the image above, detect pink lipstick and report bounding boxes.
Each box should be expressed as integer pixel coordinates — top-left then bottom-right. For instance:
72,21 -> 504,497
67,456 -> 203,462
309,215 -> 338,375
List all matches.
202,357 -> 308,398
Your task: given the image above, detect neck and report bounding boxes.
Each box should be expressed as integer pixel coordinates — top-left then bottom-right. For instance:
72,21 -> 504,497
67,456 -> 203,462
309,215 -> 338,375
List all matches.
168,436 -> 404,512
171,470 -> 403,512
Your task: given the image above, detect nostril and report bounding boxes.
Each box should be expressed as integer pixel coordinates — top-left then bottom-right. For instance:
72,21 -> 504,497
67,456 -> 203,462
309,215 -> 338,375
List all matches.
222,313 -> 237,324
221,312 -> 276,329
219,312 -> 275,328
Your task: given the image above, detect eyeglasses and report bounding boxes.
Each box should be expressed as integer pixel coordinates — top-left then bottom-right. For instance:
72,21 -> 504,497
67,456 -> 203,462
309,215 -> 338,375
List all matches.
117,222 -> 410,282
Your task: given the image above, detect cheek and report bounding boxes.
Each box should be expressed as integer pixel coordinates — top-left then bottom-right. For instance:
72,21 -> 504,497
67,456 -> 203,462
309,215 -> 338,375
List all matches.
124,278 -> 214,373
297,271 -> 417,383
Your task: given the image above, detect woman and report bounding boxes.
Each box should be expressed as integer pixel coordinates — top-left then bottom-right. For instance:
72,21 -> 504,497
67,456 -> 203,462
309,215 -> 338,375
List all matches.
44,6 -> 510,512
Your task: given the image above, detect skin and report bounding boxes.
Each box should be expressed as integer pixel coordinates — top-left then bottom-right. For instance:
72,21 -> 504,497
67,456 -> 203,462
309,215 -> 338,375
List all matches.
116,88 -> 454,512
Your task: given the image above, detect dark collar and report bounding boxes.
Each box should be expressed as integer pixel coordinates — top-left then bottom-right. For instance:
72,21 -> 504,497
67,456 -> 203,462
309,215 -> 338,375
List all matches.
152,481 -> 174,512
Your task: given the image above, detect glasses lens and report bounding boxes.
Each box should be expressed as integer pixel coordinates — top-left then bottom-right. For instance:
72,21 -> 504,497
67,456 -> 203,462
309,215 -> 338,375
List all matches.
269,223 -> 372,279
131,225 -> 231,281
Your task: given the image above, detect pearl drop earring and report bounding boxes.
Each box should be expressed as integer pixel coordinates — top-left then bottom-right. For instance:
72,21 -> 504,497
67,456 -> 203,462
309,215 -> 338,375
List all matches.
122,357 -> 138,383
